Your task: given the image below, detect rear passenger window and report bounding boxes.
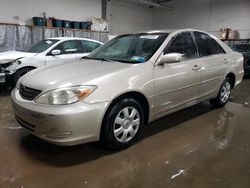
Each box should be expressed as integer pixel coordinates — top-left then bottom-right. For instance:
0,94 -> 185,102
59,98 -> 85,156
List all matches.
194,32 -> 226,57
164,32 -> 197,60
80,41 -> 100,53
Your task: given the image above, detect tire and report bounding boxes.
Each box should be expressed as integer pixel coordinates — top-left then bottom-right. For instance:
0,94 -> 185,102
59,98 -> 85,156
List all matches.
12,67 -> 34,87
209,78 -> 232,108
101,98 -> 144,150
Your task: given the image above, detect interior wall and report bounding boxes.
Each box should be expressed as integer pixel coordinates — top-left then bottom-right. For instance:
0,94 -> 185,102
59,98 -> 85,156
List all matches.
1,0 -> 249,38
0,0 -> 102,25
152,0 -> 250,39
109,0 -> 153,35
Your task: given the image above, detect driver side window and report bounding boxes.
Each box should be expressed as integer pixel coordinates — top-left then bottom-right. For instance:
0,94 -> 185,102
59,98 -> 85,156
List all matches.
54,40 -> 80,55
164,32 -> 197,60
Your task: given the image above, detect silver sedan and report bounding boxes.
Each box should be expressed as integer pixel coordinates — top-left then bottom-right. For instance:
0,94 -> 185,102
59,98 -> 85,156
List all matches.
11,29 -> 244,150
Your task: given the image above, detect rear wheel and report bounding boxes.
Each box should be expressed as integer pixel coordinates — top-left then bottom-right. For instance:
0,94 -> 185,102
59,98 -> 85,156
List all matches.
101,98 -> 144,150
210,78 -> 232,108
12,67 -> 34,87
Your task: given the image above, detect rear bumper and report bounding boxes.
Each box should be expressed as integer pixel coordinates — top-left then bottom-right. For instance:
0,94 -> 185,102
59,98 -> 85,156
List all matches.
235,69 -> 244,86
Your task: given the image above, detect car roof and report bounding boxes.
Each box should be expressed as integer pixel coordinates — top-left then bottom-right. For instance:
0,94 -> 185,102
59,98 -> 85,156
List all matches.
134,29 -> 212,35
133,28 -> 233,53
46,37 -> 103,44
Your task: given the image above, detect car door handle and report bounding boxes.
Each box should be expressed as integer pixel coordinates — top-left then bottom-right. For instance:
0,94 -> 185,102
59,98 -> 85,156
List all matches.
223,59 -> 228,64
192,65 -> 200,71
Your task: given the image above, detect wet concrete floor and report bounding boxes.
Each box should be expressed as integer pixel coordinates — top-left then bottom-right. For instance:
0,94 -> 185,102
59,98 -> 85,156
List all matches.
0,79 -> 250,188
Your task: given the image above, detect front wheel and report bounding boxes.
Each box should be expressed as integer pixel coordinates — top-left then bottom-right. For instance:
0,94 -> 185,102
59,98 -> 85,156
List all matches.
210,78 -> 232,108
12,67 -> 34,87
101,98 -> 144,150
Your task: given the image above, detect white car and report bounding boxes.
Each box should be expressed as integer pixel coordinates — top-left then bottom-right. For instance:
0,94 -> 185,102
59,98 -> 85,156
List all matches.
0,37 -> 103,85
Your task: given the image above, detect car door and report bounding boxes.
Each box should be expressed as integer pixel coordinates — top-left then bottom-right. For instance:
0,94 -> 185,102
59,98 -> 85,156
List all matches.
153,32 -> 201,118
193,32 -> 228,99
45,40 -> 83,66
79,40 -> 101,56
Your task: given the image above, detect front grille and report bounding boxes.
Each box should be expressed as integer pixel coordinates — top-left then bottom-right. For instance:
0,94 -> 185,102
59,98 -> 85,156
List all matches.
15,115 -> 36,132
19,84 -> 42,100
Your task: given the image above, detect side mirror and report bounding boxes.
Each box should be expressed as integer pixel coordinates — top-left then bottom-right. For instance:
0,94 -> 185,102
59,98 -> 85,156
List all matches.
51,49 -> 61,56
157,53 -> 183,65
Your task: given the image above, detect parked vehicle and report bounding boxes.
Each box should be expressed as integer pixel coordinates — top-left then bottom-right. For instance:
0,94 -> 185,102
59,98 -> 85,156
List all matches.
0,37 -> 103,86
11,29 -> 244,150
230,43 -> 250,76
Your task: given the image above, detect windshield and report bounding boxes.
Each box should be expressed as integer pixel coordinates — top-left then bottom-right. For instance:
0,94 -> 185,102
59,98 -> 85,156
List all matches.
88,33 -> 168,63
24,39 -> 59,53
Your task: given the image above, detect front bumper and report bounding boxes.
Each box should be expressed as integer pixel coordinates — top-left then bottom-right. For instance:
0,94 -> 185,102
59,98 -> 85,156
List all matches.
0,72 -> 6,84
11,88 -> 110,146
0,69 -> 13,84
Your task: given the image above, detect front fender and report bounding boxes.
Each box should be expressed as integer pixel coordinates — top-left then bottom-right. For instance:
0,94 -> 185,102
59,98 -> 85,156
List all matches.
16,61 -> 44,70
7,57 -> 45,75
83,63 -> 154,104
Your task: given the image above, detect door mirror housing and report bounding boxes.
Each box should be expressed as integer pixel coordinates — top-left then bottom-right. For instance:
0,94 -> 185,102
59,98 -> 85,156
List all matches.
51,49 -> 61,56
157,53 -> 183,65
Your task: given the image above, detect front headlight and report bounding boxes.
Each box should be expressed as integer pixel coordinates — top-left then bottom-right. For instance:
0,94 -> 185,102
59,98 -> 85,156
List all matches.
5,59 -> 22,71
34,85 -> 97,105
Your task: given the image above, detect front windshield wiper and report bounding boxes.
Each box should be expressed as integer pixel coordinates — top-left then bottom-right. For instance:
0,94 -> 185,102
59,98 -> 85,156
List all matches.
81,56 -> 143,64
81,56 -> 112,62
109,59 -> 144,64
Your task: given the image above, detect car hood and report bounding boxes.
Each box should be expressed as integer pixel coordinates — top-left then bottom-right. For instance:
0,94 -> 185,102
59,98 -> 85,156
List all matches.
20,59 -> 134,91
0,51 -> 36,64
